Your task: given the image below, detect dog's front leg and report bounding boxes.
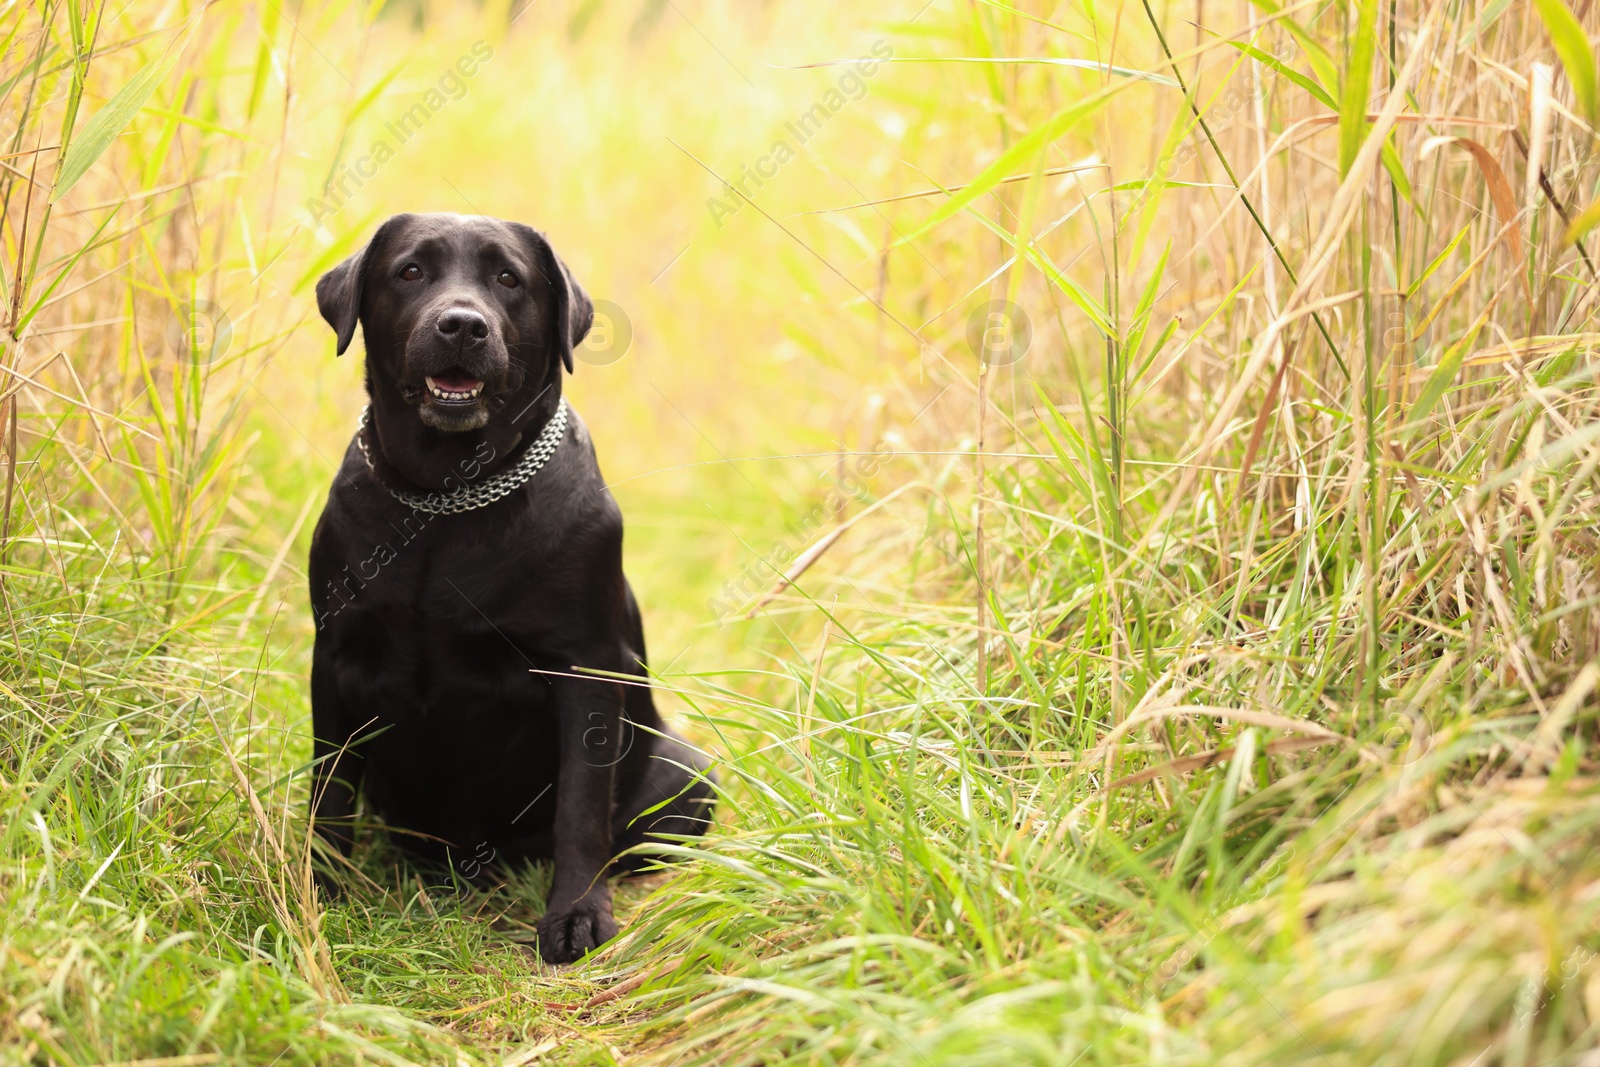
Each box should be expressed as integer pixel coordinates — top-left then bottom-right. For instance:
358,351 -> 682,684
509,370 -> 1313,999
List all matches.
538,673 -> 623,963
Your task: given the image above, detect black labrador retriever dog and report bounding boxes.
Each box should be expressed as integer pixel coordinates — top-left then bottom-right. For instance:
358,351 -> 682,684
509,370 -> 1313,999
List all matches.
307,212 -> 714,963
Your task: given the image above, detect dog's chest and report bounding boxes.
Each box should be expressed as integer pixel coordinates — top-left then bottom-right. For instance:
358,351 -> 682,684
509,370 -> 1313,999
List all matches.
326,597 -> 563,789
321,510 -> 576,696
324,499 -> 573,619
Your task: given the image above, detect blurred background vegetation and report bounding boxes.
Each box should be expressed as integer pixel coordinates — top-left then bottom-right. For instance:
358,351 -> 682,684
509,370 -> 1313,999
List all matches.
6,0 -> 1600,1063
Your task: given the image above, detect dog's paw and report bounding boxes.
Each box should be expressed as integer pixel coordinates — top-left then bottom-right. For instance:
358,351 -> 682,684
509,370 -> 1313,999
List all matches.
537,898 -> 617,964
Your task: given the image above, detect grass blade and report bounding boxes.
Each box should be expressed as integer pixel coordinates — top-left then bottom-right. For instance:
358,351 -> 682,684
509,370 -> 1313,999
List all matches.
1339,0 -> 1380,176
1534,0 -> 1598,122
52,50 -> 172,201
1224,39 -> 1335,109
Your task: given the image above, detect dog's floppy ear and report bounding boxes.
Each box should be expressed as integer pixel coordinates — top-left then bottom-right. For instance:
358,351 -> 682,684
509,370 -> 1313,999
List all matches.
516,224 -> 593,374
315,214 -> 409,356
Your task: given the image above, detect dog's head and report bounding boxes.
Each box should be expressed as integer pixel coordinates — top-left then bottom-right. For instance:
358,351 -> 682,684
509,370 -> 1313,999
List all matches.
316,213 -> 593,433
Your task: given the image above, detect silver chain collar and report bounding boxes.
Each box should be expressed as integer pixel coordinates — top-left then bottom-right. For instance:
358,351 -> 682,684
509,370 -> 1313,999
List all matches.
355,399 -> 570,515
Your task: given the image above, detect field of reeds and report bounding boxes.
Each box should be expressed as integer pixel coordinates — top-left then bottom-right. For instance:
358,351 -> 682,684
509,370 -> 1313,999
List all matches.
5,0 -> 1600,1063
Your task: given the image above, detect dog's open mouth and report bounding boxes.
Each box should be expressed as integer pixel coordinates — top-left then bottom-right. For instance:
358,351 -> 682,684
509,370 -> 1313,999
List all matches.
424,368 -> 484,406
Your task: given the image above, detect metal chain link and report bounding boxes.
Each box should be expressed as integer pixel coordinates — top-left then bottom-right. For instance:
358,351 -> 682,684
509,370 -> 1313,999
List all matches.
355,399 -> 570,515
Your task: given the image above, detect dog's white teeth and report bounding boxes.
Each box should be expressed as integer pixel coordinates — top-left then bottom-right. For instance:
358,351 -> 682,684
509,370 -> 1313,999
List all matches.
423,378 -> 483,402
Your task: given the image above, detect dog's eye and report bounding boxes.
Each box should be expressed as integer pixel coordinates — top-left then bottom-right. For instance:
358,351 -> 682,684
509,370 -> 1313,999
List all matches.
399,264 -> 422,281
497,271 -> 519,289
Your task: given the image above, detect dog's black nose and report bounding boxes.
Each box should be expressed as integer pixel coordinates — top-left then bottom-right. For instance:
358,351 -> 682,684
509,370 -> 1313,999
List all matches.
437,308 -> 489,343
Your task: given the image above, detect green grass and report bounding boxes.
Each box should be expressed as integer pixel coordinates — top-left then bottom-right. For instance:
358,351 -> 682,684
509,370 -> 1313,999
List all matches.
6,0 -> 1600,1064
